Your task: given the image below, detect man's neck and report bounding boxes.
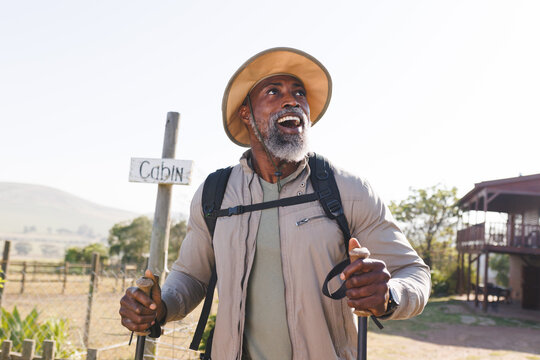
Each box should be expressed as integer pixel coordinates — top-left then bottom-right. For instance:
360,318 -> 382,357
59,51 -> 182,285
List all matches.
250,147 -> 301,184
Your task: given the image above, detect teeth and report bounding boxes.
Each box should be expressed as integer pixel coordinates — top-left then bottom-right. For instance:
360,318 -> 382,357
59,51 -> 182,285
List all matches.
277,116 -> 301,125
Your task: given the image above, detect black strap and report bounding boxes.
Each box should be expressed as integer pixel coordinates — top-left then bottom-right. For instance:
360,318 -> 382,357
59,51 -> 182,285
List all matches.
201,166 -> 233,234
148,322 -> 162,338
207,192 -> 319,218
202,327 -> 215,360
310,156 -> 385,330
191,154 -> 375,353
308,154 -> 359,306
190,167 -> 232,352
320,258 -> 384,330
321,259 -> 350,299
308,154 -> 352,247
190,271 -> 217,351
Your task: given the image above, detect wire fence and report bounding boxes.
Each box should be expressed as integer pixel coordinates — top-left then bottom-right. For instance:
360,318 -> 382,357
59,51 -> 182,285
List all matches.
0,244 -> 204,359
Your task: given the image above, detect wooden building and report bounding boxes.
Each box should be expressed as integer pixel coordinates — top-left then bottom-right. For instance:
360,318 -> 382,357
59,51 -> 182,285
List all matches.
456,173 -> 540,311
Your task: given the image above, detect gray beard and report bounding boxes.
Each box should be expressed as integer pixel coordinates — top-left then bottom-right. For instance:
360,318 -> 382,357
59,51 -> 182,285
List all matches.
250,108 -> 311,163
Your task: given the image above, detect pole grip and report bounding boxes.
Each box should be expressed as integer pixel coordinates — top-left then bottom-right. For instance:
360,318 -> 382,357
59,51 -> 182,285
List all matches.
349,246 -> 372,317
134,277 -> 154,336
349,243 -> 370,360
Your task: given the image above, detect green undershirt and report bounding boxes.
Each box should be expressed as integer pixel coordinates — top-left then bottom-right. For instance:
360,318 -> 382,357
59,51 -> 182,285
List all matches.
243,175 -> 294,360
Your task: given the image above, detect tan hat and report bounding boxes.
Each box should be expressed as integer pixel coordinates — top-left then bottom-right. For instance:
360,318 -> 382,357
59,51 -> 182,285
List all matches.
222,47 -> 332,147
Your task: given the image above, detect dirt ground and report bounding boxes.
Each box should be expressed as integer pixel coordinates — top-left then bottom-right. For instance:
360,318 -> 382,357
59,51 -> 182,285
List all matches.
2,273 -> 540,359
98,295 -> 540,359
368,297 -> 540,360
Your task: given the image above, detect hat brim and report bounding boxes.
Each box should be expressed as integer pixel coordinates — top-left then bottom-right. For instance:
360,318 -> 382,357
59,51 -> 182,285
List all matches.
222,47 -> 332,147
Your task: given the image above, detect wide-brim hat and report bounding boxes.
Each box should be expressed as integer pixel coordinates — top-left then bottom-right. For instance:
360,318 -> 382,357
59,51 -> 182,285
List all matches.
222,47 -> 332,147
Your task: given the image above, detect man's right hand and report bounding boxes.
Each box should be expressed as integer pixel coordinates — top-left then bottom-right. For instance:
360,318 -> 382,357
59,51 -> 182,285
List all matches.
119,269 -> 166,332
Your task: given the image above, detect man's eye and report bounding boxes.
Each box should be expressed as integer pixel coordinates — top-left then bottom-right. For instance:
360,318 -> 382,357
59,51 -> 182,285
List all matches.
295,90 -> 306,96
267,88 -> 278,95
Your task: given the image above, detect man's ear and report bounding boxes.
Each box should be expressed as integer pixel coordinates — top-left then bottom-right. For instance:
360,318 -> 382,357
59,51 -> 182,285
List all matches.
239,105 -> 251,125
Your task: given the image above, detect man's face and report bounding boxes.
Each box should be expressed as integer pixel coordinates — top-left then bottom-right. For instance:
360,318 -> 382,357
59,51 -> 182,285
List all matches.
243,75 -> 311,162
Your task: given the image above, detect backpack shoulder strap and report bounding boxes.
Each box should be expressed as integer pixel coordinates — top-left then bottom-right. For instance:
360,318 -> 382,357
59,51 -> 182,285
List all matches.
308,153 -> 352,243
189,166 -> 232,353
309,153 -> 354,300
309,155 -> 386,330
201,166 -> 233,235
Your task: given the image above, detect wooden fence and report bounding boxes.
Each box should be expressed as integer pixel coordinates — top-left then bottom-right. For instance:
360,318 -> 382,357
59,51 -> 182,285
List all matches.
0,339 -> 99,360
2,260 -> 138,295
0,241 -> 141,304
0,242 -> 164,358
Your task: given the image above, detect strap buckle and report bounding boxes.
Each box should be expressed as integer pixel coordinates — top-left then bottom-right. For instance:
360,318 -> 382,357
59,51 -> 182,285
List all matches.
318,187 -> 332,199
326,199 -> 344,217
203,205 -> 215,218
227,205 -> 244,216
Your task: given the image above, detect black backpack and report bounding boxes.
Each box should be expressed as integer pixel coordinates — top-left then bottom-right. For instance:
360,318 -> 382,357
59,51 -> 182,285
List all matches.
189,153 -> 381,359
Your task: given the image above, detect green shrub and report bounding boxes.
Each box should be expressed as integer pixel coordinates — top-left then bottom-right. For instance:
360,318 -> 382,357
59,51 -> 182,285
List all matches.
431,267 -> 458,296
489,254 -> 509,287
0,306 -> 79,358
65,243 -> 109,264
198,314 -> 216,351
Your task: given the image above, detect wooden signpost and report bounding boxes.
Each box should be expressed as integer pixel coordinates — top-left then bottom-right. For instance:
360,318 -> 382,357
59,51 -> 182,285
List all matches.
129,112 -> 193,278
129,111 -> 193,358
129,158 -> 192,185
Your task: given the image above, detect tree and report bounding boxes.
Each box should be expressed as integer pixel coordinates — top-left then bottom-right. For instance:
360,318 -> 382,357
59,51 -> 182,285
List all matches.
108,216 -> 152,264
82,243 -> 109,263
489,254 -> 509,287
65,247 -> 83,263
108,216 -> 187,265
168,220 -> 187,264
64,243 -> 109,263
15,242 -> 32,256
389,185 -> 459,269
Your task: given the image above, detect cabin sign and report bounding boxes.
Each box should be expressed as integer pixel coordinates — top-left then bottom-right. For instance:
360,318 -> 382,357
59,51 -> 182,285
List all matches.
129,158 -> 193,185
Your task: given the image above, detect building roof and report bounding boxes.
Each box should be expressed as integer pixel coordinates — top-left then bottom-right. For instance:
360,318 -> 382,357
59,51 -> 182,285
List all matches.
459,173 -> 540,212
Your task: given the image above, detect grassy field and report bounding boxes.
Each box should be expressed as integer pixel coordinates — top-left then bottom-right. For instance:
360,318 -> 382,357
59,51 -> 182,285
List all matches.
2,273 -> 540,360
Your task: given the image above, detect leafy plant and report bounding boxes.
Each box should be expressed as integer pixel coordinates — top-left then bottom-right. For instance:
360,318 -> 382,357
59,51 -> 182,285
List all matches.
168,220 -> 187,264
0,306 -> 78,358
431,267 -> 458,296
389,185 -> 459,269
65,243 -> 109,264
198,314 -> 216,351
489,254 -> 509,287
108,216 -> 152,264
107,216 -> 187,266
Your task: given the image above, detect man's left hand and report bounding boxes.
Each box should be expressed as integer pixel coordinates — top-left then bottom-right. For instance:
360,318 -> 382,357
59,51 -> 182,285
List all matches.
340,258 -> 391,317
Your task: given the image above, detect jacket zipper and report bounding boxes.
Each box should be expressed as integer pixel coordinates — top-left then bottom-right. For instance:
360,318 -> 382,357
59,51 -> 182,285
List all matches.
278,200 -> 295,359
237,173 -> 309,358
296,214 -> 327,226
237,172 -> 256,359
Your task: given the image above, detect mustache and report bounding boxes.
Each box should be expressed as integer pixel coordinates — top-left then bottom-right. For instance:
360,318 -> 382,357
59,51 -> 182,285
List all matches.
269,107 -> 308,123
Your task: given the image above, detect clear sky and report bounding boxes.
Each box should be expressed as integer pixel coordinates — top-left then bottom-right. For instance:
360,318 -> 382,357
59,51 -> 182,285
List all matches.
1,1 -> 539,216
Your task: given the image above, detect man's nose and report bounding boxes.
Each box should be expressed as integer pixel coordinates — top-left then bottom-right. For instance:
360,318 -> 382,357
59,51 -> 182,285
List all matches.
282,92 -> 299,108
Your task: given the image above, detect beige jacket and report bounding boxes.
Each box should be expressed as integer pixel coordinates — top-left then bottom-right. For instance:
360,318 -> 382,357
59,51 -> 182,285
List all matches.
162,153 -> 430,360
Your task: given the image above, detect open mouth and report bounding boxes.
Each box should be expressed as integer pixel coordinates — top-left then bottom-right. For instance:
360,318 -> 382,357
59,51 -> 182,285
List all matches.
277,115 -> 302,128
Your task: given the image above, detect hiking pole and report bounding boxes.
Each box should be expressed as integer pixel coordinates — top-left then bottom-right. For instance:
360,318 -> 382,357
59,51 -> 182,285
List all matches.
133,277 -> 154,360
349,244 -> 371,360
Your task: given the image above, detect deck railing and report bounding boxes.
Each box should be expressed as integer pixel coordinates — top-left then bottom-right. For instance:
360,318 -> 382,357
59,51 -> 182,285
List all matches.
457,222 -> 540,251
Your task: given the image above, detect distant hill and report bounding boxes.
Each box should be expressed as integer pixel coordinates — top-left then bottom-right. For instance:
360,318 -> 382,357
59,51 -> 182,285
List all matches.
0,182 -> 139,237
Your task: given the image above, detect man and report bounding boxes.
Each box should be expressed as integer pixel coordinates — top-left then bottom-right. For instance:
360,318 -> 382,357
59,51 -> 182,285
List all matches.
120,47 -> 431,360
